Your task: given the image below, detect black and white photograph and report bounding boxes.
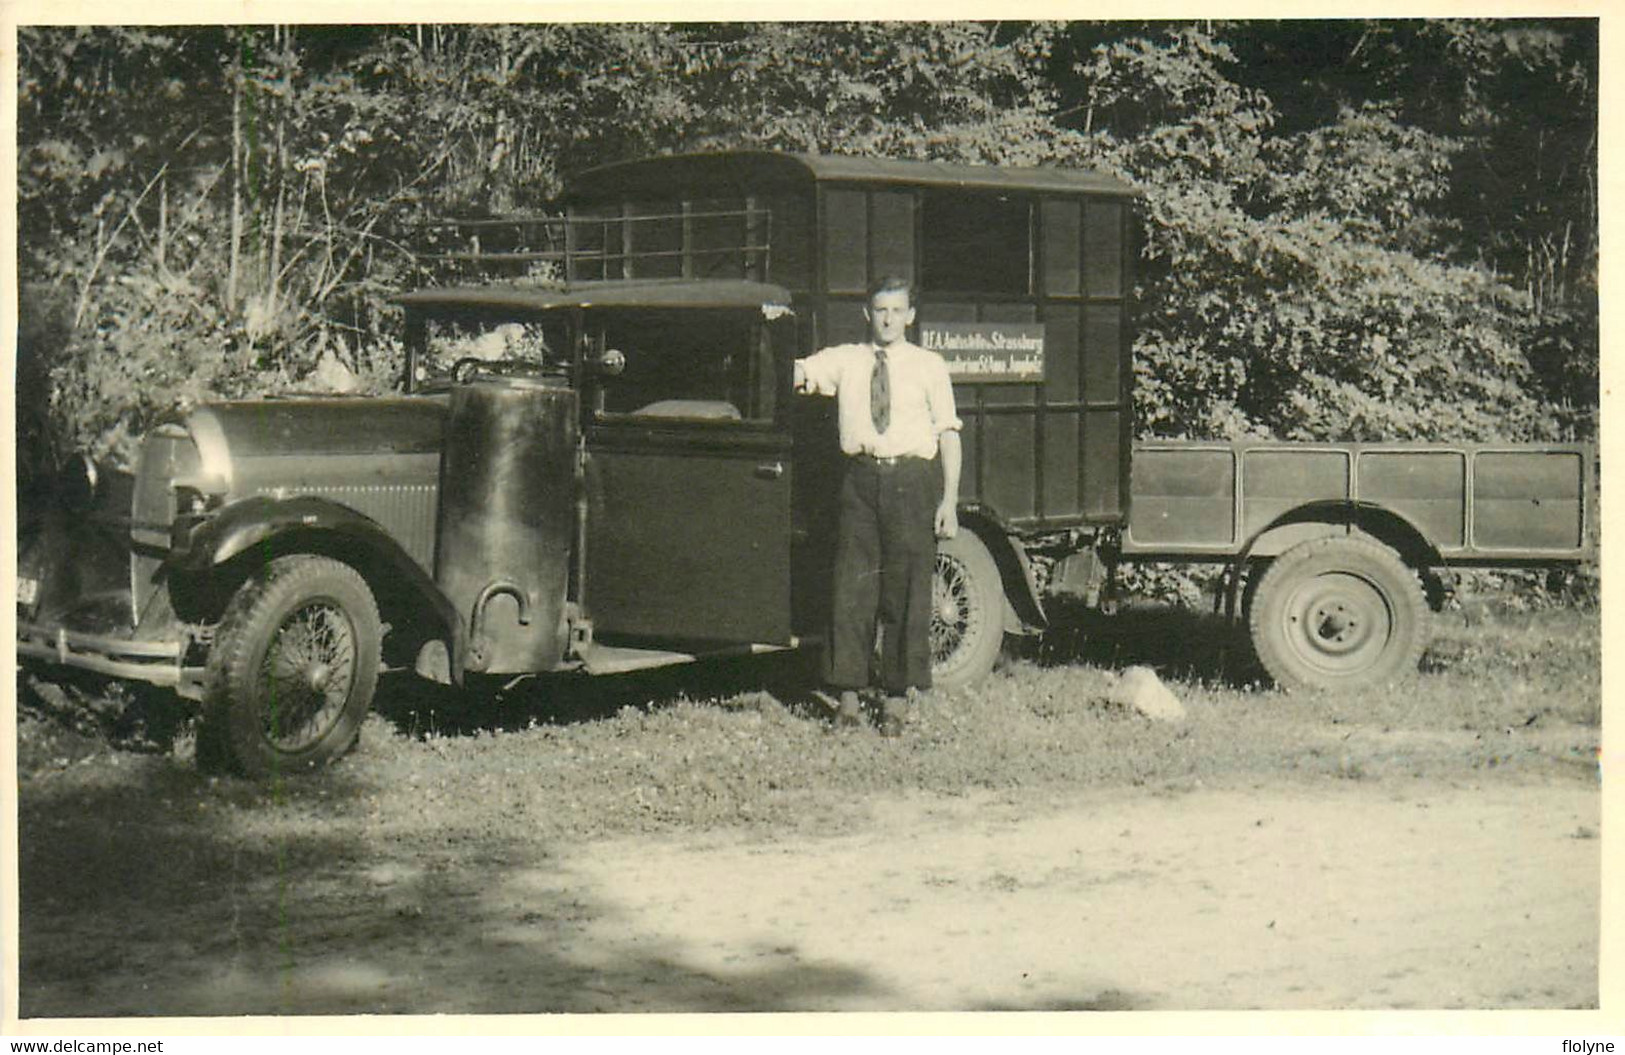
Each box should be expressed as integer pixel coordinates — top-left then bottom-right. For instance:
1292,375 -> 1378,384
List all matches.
4,8 -> 1614,1034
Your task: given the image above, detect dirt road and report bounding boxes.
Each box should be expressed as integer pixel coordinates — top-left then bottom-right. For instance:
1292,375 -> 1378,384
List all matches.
22,775 -> 1599,1016
557,781 -> 1601,1012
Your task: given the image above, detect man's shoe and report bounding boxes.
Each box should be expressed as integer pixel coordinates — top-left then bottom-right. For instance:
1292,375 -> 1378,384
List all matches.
880,695 -> 910,738
836,690 -> 865,728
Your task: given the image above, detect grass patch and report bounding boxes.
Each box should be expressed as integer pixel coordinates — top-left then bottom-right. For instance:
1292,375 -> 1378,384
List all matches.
16,601 -> 1601,849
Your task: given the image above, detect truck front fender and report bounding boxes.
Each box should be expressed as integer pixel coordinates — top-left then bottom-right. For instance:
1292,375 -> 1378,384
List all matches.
178,493 -> 430,569
177,495 -> 466,679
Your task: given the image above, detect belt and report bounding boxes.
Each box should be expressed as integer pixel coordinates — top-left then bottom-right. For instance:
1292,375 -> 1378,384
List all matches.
851,453 -> 928,467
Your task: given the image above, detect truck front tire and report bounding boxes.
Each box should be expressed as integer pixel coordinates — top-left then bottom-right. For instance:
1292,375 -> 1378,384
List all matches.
202,555 -> 381,778
930,530 -> 1005,691
1247,536 -> 1428,691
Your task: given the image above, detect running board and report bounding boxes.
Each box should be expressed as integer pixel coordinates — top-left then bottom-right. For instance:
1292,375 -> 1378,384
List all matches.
578,639 -> 797,676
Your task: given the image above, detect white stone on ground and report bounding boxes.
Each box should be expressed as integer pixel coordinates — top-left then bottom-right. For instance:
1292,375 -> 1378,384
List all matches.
1109,665 -> 1186,722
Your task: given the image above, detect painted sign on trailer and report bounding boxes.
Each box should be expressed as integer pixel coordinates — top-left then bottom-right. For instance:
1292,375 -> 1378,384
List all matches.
919,322 -> 1046,383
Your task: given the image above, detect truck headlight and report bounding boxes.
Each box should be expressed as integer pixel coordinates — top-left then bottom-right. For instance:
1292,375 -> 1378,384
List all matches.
168,483 -> 224,553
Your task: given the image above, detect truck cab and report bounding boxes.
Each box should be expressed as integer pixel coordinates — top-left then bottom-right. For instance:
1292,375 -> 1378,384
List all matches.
398,280 -> 808,660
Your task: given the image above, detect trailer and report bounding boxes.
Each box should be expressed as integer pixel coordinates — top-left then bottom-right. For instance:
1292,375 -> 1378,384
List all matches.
1122,440 -> 1592,685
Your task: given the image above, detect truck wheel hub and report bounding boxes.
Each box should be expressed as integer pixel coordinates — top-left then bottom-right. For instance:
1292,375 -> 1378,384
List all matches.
1312,603 -> 1357,643
1292,578 -> 1384,660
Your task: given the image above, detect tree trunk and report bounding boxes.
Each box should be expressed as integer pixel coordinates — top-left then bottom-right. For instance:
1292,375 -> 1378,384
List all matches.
268,40 -> 288,319
228,63 -> 243,311
489,30 -> 513,208
157,174 -> 168,277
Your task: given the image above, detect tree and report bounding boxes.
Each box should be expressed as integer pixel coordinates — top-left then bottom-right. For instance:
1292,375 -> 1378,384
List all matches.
1042,22 -> 1575,442
1229,19 -> 1599,432
14,20 -> 1598,466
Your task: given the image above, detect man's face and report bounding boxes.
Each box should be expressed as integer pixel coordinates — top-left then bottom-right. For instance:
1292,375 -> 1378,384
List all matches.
865,289 -> 916,347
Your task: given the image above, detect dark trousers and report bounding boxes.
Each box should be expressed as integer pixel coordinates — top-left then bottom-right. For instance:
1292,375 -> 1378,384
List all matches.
825,455 -> 940,694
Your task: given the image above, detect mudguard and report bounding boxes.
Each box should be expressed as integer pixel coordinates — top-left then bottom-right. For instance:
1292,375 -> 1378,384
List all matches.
957,504 -> 1047,634
176,495 -> 467,678
1225,499 -> 1443,619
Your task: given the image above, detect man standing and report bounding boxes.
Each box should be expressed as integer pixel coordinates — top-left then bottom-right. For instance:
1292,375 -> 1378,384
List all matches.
794,276 -> 962,735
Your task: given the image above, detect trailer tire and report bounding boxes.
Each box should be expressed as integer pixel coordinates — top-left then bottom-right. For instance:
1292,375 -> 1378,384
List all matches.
202,555 -> 381,779
1247,536 -> 1428,691
930,530 -> 1005,691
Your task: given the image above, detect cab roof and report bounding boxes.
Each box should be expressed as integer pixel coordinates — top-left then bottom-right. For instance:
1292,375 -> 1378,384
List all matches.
396,278 -> 794,313
561,150 -> 1140,203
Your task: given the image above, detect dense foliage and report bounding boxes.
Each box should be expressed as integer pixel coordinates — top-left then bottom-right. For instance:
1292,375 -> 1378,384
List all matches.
15,20 -> 1599,466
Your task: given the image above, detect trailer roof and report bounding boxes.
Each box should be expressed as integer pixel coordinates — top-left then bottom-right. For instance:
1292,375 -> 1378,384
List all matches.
396,278 -> 794,313
561,150 -> 1140,202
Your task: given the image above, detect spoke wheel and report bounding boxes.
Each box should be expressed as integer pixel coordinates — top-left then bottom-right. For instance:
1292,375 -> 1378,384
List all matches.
203,555 -> 380,778
1247,536 -> 1428,691
929,530 -> 1005,691
259,600 -> 359,752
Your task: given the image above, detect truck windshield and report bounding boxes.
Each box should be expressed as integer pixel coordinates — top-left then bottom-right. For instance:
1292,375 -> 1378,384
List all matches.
416,314 -> 569,384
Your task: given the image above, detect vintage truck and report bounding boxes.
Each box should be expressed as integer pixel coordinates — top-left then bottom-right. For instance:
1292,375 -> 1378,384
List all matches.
16,151 -> 1595,777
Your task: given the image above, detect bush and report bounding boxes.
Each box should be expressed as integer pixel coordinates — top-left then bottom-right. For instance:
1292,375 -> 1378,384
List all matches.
16,23 -> 1597,465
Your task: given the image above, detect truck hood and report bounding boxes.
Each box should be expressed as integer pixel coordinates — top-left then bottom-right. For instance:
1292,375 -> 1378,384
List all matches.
189,396 -> 447,463
173,395 -> 448,497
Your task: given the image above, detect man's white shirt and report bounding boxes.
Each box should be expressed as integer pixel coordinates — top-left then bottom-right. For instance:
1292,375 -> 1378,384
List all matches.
796,340 -> 962,460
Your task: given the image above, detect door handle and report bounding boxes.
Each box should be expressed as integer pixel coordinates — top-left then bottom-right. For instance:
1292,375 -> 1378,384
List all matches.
755,461 -> 785,480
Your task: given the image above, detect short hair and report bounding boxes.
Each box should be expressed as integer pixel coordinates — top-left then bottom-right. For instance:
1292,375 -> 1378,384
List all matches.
868,275 -> 916,307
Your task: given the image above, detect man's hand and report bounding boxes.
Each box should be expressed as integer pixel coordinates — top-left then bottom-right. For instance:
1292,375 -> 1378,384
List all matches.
934,499 -> 959,539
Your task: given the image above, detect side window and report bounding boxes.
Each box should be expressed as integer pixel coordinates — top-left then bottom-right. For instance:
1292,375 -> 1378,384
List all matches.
595,310 -> 774,424
920,191 -> 1033,296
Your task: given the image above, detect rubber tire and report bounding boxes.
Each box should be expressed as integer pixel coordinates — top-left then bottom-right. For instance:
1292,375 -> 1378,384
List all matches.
1247,536 -> 1428,692
202,555 -> 381,779
930,530 -> 1006,691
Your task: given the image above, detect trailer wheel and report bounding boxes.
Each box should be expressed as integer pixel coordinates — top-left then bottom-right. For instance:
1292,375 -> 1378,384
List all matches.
1247,536 -> 1428,691
930,530 -> 1005,691
202,555 -> 381,778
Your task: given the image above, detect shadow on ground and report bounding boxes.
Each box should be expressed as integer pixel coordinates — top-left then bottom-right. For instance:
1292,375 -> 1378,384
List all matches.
16,757 -> 887,1016
371,647 -> 831,741
18,645 -> 837,758
1031,600 -> 1264,688
17,671 -> 193,758
375,600 -> 1270,743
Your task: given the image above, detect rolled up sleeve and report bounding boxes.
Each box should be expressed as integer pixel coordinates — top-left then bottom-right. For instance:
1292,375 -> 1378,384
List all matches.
796,348 -> 846,396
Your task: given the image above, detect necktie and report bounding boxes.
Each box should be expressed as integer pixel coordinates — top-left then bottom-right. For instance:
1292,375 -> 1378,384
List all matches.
871,346 -> 890,435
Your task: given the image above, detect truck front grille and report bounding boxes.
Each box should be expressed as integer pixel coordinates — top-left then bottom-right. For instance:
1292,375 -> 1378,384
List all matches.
131,425 -> 202,623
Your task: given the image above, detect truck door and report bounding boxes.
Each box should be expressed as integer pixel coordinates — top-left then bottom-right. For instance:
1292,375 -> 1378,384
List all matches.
581,310 -> 793,647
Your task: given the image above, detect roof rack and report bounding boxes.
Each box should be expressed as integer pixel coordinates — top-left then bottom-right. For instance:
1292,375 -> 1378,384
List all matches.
413,205 -> 773,284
